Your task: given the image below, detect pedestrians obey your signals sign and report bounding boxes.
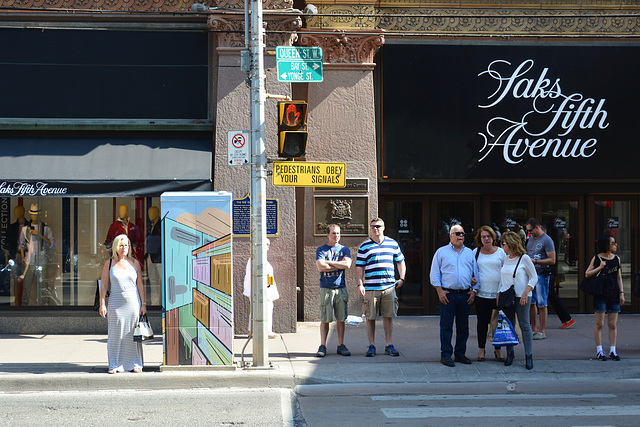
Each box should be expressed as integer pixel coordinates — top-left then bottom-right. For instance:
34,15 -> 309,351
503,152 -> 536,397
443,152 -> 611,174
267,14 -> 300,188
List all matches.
273,162 -> 346,187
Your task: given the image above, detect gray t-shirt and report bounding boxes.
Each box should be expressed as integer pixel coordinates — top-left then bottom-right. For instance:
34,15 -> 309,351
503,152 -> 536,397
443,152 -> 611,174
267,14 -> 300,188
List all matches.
526,232 -> 555,275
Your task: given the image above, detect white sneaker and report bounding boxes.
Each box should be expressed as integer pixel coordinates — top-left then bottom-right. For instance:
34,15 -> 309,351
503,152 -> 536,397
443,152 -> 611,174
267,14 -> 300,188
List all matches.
532,332 -> 547,340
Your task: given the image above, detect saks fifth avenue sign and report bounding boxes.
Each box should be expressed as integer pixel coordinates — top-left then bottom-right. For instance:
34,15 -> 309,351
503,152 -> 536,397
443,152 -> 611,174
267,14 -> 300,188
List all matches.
477,59 -> 609,165
0,181 -> 68,197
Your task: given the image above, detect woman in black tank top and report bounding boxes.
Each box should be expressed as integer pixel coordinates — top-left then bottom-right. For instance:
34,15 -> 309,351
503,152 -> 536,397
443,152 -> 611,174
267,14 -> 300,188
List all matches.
585,235 -> 625,361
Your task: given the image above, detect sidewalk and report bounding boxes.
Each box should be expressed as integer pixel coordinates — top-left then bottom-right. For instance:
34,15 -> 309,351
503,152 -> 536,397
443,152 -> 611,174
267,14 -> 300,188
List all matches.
1,314 -> 640,392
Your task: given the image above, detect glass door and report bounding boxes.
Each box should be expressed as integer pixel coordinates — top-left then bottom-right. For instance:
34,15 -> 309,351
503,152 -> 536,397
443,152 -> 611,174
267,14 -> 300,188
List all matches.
382,199 -> 425,313
432,199 -> 479,250
541,199 -> 582,309
487,199 -> 532,245
593,199 -> 633,308
429,199 -> 479,312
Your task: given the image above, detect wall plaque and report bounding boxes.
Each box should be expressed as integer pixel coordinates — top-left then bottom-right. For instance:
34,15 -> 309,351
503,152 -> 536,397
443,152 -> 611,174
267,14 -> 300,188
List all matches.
314,178 -> 368,193
313,195 -> 369,236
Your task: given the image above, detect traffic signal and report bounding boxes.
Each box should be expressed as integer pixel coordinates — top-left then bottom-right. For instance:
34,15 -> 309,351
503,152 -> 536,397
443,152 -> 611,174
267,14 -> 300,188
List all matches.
277,101 -> 308,158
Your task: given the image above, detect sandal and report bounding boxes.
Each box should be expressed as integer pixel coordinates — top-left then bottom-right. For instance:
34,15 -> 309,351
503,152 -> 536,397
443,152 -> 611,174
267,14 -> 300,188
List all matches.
108,369 -> 118,374
494,349 -> 505,362
477,349 -> 486,362
133,367 -> 143,373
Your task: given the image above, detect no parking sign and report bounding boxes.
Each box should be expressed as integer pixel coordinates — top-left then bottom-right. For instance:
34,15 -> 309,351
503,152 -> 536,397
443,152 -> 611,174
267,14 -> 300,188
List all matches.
227,130 -> 250,166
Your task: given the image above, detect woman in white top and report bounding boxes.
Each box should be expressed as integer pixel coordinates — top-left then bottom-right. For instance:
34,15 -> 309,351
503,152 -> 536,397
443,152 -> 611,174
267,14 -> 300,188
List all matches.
497,231 -> 537,370
472,226 -> 506,362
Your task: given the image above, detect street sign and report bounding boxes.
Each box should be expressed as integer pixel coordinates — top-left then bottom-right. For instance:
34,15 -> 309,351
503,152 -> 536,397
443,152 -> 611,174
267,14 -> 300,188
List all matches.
272,161 -> 346,187
227,130 -> 250,166
276,46 -> 323,83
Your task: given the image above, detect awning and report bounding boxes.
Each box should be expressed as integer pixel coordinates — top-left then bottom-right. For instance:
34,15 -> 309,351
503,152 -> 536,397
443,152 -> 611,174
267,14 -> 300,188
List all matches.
0,136 -> 212,197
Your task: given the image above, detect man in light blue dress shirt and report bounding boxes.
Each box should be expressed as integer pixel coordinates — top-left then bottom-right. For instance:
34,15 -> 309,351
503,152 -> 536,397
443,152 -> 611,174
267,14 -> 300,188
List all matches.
430,224 -> 479,367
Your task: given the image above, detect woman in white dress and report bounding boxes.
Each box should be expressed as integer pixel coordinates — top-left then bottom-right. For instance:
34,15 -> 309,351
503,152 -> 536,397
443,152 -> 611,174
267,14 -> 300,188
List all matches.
99,234 -> 147,374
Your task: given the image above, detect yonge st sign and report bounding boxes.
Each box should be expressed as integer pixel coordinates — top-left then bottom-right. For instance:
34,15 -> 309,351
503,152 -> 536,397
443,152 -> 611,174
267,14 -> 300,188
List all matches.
477,59 -> 609,165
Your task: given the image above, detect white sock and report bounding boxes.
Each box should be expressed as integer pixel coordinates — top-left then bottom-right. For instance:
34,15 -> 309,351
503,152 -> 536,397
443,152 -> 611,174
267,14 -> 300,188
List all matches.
596,345 -> 603,354
610,346 -> 617,355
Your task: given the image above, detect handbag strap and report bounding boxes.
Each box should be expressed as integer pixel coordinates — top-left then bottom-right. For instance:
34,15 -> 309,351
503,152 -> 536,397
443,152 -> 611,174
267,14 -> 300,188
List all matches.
513,256 -> 522,279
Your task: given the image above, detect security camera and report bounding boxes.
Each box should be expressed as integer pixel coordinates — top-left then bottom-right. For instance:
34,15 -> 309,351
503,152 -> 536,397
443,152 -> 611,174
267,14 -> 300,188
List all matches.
303,4 -> 318,15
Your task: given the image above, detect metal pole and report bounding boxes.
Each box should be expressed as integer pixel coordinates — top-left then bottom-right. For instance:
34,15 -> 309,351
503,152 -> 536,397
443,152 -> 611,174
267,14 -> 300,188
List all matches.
249,0 -> 268,367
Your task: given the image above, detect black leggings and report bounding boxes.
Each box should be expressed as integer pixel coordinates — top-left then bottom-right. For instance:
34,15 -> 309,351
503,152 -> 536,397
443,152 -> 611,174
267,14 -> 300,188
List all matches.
475,296 -> 498,349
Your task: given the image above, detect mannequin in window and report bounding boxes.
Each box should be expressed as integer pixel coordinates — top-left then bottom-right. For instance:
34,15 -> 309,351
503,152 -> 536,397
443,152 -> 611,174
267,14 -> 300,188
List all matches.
7,205 -> 30,305
105,204 -> 142,265
144,206 -> 161,306
18,204 -> 55,306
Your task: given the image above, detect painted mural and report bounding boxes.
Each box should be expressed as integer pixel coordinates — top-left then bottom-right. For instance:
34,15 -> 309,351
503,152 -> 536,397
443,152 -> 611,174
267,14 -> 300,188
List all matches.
161,192 -> 233,366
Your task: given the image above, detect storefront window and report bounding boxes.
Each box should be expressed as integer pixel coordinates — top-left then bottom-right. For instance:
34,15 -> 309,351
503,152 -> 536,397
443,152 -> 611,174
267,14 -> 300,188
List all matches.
0,196 -> 160,308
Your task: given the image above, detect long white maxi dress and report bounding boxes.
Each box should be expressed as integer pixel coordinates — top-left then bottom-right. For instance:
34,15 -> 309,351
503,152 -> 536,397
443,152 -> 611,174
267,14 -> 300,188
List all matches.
107,261 -> 143,372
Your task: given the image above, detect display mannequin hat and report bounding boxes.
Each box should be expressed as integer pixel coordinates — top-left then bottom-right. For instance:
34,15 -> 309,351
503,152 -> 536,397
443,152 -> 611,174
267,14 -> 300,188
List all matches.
29,204 -> 40,215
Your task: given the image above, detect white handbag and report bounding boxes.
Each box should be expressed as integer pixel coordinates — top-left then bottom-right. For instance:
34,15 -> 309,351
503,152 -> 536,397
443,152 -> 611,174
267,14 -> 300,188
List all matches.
133,314 -> 154,341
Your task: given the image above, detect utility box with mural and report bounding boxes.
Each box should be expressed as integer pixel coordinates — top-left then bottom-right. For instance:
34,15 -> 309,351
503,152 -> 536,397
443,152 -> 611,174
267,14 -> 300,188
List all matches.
161,192 -> 233,366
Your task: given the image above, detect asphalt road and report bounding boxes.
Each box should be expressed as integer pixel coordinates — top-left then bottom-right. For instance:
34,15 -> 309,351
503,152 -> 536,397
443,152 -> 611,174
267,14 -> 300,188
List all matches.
3,380 -> 640,427
0,388 -> 298,427
296,380 -> 640,427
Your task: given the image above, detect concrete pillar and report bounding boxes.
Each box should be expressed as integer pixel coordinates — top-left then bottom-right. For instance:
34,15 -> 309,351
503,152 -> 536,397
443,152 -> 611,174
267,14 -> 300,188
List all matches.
297,30 -> 385,321
208,6 -> 301,333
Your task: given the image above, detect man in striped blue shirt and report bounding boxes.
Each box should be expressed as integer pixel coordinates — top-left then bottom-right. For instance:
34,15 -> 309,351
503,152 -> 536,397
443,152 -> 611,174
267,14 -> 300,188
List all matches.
356,218 -> 406,357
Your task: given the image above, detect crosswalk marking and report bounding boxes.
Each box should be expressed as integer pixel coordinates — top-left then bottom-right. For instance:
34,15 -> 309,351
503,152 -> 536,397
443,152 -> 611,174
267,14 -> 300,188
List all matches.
382,406 -> 640,419
372,393 -> 616,401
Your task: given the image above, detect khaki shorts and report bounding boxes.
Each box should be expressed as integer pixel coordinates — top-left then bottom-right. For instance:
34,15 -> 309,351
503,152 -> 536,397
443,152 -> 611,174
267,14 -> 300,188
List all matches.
319,287 -> 348,323
363,287 -> 398,320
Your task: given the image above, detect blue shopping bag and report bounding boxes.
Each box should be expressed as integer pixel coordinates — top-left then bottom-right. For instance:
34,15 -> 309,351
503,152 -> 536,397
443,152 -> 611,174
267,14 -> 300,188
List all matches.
492,310 -> 519,346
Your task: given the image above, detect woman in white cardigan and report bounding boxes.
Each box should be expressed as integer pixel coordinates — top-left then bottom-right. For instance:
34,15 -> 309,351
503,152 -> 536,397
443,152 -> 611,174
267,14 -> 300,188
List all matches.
497,231 -> 537,370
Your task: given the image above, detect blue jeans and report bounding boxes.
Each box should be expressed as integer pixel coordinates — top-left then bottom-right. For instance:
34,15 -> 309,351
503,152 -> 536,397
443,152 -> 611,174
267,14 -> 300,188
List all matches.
439,291 -> 471,359
532,274 -> 550,307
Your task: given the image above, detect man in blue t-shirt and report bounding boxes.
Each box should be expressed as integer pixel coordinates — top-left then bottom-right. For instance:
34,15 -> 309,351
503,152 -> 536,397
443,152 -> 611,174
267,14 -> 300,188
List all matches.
315,224 -> 352,357
525,218 -> 556,340
356,218 -> 406,357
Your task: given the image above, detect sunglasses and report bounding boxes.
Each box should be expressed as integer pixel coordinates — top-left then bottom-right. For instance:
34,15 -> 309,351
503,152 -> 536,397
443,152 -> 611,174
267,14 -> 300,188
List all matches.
371,225 -> 383,229
453,231 -> 465,237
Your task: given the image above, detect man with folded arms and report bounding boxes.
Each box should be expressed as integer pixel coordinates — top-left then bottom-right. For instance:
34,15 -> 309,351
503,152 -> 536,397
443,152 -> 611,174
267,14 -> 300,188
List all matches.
430,224 -> 479,367
315,224 -> 352,357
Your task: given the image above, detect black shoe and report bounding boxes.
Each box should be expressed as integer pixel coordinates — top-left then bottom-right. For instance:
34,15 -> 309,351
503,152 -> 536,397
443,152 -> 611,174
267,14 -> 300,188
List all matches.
337,344 -> 351,356
596,351 -> 607,361
385,345 -> 400,357
454,355 -> 472,365
440,357 -> 455,367
504,350 -> 515,366
316,345 -> 326,357
494,349 -> 505,362
609,352 -> 621,361
525,354 -> 533,370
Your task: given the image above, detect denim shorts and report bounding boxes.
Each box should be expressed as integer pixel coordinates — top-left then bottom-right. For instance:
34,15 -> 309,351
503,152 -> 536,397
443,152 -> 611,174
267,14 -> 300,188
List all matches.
593,296 -> 621,313
532,274 -> 550,307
